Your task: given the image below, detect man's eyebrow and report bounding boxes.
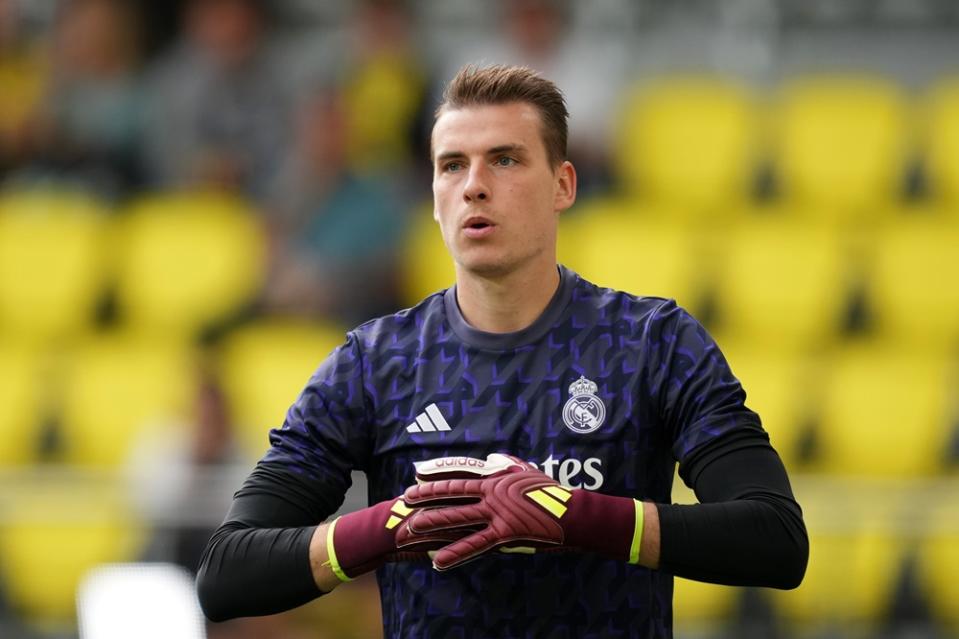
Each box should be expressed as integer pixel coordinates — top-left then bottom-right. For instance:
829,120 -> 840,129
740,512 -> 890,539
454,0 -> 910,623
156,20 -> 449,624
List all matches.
434,144 -> 528,163
488,144 -> 527,156
435,150 -> 467,163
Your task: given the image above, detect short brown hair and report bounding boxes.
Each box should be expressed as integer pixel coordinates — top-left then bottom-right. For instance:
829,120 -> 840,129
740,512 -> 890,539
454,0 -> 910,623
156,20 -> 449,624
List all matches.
435,64 -> 569,167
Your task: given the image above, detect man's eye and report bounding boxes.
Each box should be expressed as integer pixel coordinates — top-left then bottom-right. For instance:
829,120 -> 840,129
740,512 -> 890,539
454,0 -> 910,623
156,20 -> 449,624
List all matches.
495,157 -> 516,167
444,162 -> 463,172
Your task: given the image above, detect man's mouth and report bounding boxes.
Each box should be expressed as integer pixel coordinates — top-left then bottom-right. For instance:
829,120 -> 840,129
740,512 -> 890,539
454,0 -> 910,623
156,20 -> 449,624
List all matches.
462,216 -> 496,238
463,216 -> 494,230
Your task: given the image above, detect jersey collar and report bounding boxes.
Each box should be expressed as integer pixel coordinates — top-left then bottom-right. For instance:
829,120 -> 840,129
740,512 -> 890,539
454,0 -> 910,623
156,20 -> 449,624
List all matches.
444,265 -> 575,351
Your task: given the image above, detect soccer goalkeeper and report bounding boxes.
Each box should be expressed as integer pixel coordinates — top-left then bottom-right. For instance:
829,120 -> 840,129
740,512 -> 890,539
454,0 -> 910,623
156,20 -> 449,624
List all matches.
197,64 -> 808,638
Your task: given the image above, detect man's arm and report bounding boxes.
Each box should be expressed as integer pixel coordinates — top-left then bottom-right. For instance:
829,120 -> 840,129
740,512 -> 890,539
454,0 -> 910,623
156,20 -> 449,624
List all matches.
197,330 -> 387,620
616,432 -> 807,588
644,299 -> 808,587
196,464 -> 333,621
656,431 -> 809,588
197,463 -> 460,621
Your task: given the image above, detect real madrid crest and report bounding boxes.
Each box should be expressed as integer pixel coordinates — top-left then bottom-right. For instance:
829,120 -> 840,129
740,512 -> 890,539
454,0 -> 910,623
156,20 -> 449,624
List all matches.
562,376 -> 606,434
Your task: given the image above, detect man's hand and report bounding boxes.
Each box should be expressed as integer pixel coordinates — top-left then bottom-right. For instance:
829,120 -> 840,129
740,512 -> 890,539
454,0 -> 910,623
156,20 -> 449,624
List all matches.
321,495 -> 465,584
396,453 -> 645,571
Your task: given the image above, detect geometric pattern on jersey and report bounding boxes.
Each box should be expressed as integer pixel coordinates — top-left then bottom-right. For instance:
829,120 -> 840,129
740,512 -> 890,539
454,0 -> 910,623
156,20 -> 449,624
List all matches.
263,265 -> 762,638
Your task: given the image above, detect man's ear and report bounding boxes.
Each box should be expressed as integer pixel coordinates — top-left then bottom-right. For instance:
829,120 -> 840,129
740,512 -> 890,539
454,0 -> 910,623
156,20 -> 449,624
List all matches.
554,160 -> 577,212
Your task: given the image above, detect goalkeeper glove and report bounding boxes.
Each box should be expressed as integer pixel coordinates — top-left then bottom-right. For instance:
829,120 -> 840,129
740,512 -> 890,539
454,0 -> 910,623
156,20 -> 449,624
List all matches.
324,496 -> 463,582
397,453 -> 645,571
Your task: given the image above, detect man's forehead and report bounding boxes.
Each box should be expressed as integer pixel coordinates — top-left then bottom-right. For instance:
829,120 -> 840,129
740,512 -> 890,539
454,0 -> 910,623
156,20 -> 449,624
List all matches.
431,102 -> 544,155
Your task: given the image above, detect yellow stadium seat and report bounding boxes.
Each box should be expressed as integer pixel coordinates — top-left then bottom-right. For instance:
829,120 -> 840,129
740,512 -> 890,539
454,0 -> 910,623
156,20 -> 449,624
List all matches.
774,75 -> 909,216
776,527 -> 902,628
400,204 -> 456,307
918,501 -> 959,630
923,77 -> 959,205
713,217 -> 850,350
715,340 -> 819,467
0,345 -> 46,466
59,334 -> 197,467
816,346 -> 952,477
923,533 -> 959,629
563,198 -> 703,312
0,190 -> 110,344
613,77 -> 760,213
219,319 -> 347,459
672,578 -> 738,628
556,207 -> 590,273
0,478 -> 145,630
557,199 -> 635,276
772,487 -> 904,628
867,213 -> 959,348
114,191 -> 265,337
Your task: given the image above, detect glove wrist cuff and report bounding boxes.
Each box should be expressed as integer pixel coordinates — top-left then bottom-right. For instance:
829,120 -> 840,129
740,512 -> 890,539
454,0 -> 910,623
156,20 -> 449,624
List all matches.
564,491 -> 644,564
328,498 -> 413,580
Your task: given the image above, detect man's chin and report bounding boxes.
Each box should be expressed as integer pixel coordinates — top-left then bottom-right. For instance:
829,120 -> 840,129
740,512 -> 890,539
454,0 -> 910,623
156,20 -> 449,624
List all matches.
455,257 -> 514,280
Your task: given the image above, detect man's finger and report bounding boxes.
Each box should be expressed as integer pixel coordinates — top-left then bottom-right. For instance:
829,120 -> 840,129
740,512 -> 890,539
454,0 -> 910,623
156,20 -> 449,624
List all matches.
430,529 -> 501,571
403,503 -> 487,536
403,478 -> 485,505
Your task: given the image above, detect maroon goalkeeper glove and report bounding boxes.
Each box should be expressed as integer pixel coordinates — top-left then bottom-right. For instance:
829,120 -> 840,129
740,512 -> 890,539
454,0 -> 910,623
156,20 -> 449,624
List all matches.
325,496 -> 465,582
396,453 -> 645,571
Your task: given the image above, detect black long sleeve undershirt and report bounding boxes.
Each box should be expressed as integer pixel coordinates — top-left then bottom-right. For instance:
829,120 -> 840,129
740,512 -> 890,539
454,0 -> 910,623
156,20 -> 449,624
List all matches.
196,432 -> 808,621
657,431 -> 809,589
196,465 -> 330,621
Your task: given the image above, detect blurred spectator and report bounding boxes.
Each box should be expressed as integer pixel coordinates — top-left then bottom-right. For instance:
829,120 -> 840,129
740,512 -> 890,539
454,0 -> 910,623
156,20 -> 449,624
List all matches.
432,0 -> 631,192
142,0 -> 289,200
5,0 -> 144,198
126,364 -> 248,575
264,87 -> 409,325
0,0 -> 48,178
338,0 -> 427,175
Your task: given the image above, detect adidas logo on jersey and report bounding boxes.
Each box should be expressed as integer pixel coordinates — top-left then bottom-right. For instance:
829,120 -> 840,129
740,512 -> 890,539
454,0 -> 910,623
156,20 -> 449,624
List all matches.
406,403 -> 452,433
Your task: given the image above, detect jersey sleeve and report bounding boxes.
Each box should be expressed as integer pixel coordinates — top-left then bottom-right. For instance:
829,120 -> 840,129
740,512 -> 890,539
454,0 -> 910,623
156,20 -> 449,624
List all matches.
255,330 -> 374,514
645,299 -> 765,470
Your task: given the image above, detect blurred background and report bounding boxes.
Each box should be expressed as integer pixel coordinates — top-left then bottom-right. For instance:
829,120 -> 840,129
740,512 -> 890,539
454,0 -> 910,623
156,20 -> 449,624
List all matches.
0,0 -> 958,637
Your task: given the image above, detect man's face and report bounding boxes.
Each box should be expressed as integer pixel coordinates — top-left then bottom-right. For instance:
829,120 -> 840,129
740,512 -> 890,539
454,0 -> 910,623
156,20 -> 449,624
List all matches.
431,102 -> 576,279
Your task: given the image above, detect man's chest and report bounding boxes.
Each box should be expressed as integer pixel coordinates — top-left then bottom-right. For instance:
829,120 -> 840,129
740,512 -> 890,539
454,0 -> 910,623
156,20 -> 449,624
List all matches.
365,343 -> 670,500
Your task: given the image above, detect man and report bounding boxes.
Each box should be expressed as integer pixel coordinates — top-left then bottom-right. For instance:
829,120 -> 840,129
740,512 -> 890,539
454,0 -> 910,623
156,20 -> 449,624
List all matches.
197,65 -> 808,638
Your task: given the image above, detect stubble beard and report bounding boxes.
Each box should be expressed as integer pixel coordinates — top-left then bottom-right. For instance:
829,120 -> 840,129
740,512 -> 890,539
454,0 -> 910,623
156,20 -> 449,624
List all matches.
454,241 -> 546,282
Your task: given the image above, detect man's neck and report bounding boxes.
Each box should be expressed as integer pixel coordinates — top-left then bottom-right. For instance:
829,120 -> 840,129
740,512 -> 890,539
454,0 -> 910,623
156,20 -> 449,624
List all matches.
454,260 -> 561,334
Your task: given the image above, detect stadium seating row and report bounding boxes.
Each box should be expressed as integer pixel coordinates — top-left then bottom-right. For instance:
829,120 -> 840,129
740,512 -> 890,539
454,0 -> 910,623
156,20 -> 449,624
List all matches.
612,75 -> 959,213
0,189 -> 264,345
0,320 -> 345,468
6,188 -> 958,354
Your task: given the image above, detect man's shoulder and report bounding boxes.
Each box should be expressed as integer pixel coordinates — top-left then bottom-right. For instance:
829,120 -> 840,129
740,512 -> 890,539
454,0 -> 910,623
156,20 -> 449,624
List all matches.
570,270 -> 687,327
349,290 -> 449,350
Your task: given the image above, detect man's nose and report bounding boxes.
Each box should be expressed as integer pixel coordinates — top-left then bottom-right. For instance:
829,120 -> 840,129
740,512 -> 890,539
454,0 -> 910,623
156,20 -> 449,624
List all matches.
463,164 -> 490,202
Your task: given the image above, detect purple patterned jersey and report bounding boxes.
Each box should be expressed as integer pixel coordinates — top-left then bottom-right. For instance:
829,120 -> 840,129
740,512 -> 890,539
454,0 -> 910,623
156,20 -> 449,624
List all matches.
264,265 -> 761,638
